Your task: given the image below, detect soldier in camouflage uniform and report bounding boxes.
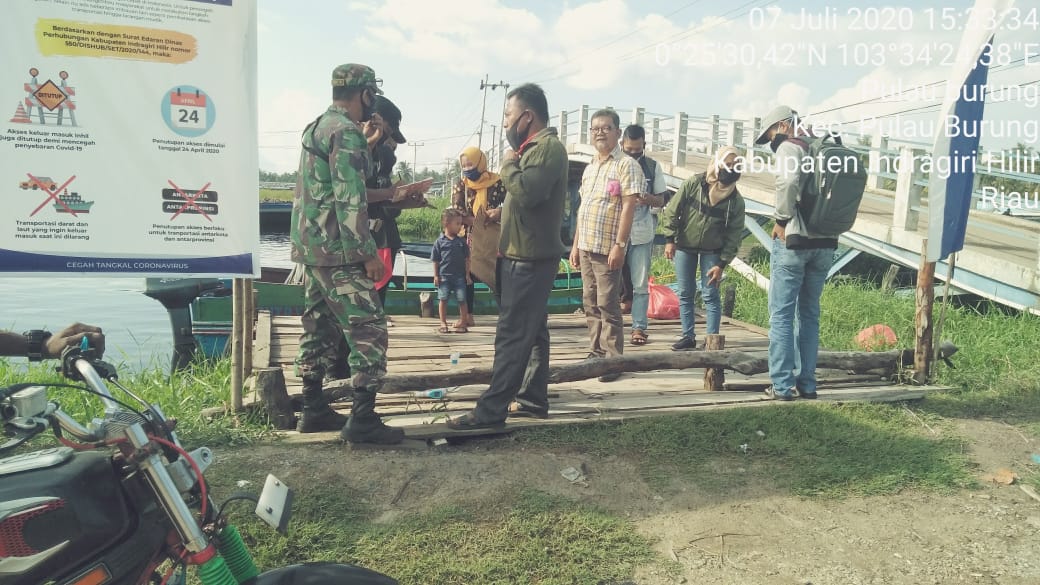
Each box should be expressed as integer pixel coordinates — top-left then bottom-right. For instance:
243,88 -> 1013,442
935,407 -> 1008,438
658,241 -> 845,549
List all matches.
290,63 -> 403,444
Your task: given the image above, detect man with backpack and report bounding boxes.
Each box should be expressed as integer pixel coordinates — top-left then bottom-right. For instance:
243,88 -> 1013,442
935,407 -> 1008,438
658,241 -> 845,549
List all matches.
755,105 -> 865,401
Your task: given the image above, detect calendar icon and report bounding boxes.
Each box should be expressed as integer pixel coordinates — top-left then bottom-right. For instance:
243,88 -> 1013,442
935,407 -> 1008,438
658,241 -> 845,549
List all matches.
162,85 -> 215,137
169,88 -> 207,130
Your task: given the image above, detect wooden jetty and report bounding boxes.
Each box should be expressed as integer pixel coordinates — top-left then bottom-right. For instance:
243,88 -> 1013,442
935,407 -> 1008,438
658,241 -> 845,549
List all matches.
246,309 -> 951,443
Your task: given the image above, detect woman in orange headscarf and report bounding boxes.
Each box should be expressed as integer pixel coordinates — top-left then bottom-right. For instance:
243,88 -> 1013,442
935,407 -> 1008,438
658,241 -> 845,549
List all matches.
451,146 -> 507,326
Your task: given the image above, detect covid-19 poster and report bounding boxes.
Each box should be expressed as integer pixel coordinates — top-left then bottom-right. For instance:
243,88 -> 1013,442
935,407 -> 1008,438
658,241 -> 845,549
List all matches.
0,0 -> 258,277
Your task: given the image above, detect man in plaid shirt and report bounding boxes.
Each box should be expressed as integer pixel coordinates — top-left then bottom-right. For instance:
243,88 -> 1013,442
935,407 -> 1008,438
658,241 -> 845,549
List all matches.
569,109 -> 644,382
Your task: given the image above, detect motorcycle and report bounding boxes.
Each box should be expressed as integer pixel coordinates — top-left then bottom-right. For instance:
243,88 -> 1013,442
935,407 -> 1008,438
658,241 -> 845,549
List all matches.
0,341 -> 397,585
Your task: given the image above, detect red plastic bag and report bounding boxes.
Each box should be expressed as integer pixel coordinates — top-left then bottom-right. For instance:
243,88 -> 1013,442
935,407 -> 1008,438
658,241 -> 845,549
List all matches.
647,277 -> 680,320
374,248 -> 393,291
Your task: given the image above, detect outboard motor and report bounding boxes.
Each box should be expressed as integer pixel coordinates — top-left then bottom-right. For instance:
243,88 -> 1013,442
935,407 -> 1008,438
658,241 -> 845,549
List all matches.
144,278 -> 224,373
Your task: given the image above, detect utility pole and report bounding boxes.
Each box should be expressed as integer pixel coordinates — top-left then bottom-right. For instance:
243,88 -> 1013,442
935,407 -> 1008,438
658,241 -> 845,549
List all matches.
478,78 -> 510,161
408,141 -> 424,181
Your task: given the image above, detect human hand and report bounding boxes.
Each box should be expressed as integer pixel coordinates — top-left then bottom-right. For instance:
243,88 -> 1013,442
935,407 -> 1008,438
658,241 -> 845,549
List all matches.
664,242 -> 676,260
772,223 -> 786,241
569,247 -> 580,269
364,256 -> 385,282
705,266 -> 723,286
607,244 -> 625,271
486,207 -> 502,222
47,322 -> 105,358
433,275 -> 441,287
466,276 -> 473,285
362,114 -> 385,148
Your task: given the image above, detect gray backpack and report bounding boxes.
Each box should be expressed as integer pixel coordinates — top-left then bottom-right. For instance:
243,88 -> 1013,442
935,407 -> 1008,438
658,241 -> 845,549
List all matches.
788,135 -> 867,236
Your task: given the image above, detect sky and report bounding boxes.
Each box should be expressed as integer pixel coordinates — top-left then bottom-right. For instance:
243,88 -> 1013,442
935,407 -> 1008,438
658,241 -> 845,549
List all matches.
257,0 -> 1040,174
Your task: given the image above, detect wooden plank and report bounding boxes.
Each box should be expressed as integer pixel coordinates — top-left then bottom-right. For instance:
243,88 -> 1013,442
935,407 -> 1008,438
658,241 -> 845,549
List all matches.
252,310 -> 272,369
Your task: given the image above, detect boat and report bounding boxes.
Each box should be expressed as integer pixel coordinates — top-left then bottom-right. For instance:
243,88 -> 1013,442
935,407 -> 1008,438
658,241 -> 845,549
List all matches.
53,190 -> 93,213
187,244 -> 584,358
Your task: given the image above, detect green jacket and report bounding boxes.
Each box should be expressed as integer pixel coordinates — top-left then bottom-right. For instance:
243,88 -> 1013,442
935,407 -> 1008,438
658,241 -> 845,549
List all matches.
290,105 -> 375,266
659,173 -> 746,267
498,127 -> 568,261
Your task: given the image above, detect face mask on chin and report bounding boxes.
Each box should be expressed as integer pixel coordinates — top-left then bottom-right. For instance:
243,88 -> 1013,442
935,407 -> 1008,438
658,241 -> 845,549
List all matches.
626,151 -> 643,161
506,113 -> 529,151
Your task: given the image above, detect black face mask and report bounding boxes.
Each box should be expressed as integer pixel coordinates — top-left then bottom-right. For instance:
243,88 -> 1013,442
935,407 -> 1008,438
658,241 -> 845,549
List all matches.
506,112 -> 530,151
360,90 -> 376,122
626,151 -> 643,160
769,132 -> 788,153
718,168 -> 741,184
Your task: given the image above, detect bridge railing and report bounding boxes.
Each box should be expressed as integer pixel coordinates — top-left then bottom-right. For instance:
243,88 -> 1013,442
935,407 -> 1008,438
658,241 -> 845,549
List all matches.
557,105 -> 1039,263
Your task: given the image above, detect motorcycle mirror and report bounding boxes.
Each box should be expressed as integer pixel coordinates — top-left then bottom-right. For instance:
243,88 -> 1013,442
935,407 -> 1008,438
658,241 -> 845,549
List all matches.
255,474 -> 294,534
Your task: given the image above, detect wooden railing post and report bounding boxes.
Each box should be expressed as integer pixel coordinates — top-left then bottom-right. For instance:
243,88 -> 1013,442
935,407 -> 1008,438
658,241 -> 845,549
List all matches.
709,114 -> 720,155
893,146 -> 926,231
632,106 -> 645,127
867,134 -> 889,190
672,112 -> 688,167
579,104 -> 590,145
558,110 -> 569,145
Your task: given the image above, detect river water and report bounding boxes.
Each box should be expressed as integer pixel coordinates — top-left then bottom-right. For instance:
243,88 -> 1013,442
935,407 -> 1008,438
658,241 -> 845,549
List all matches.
0,233 -> 295,371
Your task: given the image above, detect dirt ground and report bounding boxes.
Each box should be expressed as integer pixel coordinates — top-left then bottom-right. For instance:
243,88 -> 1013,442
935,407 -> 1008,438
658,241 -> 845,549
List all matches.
221,418 -> 1040,585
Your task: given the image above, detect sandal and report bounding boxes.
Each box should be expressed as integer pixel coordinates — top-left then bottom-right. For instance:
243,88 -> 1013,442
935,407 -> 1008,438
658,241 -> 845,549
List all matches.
437,326 -> 451,334
454,326 -> 468,334
508,401 -> 549,419
631,329 -> 648,346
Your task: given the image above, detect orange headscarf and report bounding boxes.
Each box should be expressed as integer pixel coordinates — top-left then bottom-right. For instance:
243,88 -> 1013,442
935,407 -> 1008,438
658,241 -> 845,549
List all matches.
460,146 -> 501,217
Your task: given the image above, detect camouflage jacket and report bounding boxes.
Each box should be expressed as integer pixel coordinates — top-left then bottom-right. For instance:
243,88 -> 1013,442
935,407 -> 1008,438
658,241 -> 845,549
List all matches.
290,105 -> 376,266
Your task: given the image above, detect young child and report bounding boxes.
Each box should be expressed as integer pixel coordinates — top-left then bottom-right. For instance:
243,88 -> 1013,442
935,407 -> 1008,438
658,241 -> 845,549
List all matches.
431,208 -> 472,333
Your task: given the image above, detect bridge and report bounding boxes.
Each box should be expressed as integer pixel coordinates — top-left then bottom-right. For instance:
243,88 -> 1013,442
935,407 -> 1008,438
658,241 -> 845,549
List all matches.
556,106 -> 1040,316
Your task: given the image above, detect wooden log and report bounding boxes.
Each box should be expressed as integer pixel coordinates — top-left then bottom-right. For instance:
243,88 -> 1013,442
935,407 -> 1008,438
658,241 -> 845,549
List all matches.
722,285 -> 736,318
322,348 -> 910,400
231,278 -> 244,411
914,240 -> 935,385
253,310 -> 272,368
255,367 -> 296,430
703,334 -> 725,391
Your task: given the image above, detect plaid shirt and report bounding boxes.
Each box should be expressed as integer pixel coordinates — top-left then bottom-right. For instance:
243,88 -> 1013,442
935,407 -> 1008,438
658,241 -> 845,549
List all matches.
575,145 -> 645,255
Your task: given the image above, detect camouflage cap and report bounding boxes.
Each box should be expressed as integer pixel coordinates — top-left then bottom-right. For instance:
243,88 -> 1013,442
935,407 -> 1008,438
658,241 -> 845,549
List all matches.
331,63 -> 383,94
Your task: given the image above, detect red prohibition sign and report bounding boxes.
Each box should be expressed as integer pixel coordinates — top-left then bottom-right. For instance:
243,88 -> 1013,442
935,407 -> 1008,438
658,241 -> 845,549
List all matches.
27,173 -> 78,217
167,179 -> 213,222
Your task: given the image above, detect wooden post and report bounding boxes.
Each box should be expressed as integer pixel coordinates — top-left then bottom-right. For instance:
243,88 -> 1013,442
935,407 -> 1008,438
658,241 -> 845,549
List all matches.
893,147 -> 925,231
703,334 -> 726,391
231,278 -> 244,411
880,264 -> 900,291
867,134 -> 889,190
243,279 -> 254,375
254,367 -> 295,430
672,112 -> 688,167
913,240 -> 935,385
722,285 -> 736,317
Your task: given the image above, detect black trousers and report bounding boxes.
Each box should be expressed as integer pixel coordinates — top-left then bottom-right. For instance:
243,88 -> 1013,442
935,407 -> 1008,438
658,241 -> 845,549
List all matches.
472,257 -> 557,422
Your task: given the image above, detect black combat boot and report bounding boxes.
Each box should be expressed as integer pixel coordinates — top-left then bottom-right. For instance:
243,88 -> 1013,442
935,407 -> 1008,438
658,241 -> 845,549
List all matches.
340,387 -> 404,444
296,376 -> 348,433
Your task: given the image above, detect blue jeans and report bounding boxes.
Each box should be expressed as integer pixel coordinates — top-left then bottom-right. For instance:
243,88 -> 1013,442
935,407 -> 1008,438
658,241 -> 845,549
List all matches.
627,241 -> 654,332
767,239 -> 833,394
674,249 -> 722,341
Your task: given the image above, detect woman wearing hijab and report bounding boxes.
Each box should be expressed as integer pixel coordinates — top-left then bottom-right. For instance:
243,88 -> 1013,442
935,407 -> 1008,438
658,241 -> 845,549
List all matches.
659,146 -> 746,351
451,146 -> 507,326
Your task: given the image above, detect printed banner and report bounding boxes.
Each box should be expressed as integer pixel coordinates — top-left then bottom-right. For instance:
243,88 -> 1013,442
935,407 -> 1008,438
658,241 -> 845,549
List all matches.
0,0 -> 258,276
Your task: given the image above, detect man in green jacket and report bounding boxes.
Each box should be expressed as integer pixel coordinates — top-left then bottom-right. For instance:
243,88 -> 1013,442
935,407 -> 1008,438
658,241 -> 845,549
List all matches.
659,147 -> 746,351
449,83 -> 568,429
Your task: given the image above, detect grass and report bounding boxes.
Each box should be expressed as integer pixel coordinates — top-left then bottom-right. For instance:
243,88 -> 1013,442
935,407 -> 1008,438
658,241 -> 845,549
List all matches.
206,463 -> 657,585
260,188 -> 292,202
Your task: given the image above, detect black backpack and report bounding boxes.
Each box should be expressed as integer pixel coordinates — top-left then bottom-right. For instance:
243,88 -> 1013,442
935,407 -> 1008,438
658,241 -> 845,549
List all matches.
788,135 -> 867,236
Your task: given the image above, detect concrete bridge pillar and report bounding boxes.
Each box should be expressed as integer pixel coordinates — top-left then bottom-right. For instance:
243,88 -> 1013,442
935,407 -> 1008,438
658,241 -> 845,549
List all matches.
893,146 -> 926,231
650,117 -> 661,151
709,114 -> 720,155
749,117 -> 762,160
867,134 -> 889,190
558,110 -> 569,145
631,107 -> 645,128
672,112 -> 688,167
726,120 -> 745,156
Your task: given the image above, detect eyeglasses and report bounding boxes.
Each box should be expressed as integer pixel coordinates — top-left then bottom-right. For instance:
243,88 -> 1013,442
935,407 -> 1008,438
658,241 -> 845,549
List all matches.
590,126 -> 615,135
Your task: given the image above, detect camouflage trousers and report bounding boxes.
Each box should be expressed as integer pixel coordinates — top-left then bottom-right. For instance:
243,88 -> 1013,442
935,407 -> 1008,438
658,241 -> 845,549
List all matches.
295,264 -> 387,390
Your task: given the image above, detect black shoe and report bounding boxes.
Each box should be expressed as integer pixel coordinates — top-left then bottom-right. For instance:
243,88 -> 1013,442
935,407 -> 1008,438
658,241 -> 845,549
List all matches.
671,337 -> 697,351
446,412 -> 505,430
797,389 -> 819,400
296,407 -> 348,433
340,421 -> 405,444
765,386 -> 795,401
